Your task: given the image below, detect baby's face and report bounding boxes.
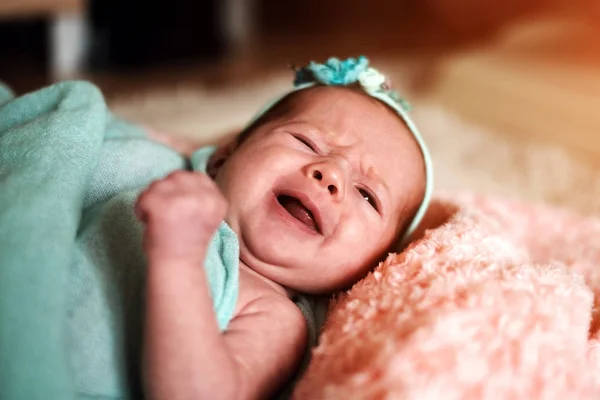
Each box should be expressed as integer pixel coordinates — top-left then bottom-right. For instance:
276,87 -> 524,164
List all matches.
214,86 -> 425,293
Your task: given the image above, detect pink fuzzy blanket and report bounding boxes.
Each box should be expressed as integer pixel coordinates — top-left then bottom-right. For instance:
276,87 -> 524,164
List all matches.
293,192 -> 600,399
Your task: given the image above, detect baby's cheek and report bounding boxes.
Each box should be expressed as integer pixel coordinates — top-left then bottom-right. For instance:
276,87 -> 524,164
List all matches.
339,217 -> 376,250
350,215 -> 396,258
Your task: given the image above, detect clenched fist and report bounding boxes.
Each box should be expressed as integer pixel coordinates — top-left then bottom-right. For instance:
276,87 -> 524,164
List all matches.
135,170 -> 228,264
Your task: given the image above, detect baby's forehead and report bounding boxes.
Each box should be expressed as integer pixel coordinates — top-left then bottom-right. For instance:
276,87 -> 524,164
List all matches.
284,86 -> 382,114
282,87 -> 409,137
290,88 -> 414,150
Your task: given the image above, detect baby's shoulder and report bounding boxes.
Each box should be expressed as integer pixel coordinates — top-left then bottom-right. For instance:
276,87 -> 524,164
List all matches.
235,270 -> 306,329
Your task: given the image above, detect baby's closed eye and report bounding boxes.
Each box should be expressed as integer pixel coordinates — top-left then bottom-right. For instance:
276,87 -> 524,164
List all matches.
293,134 -> 319,153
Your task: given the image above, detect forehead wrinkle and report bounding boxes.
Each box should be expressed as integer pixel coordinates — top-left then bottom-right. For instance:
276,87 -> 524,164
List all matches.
299,117 -> 356,150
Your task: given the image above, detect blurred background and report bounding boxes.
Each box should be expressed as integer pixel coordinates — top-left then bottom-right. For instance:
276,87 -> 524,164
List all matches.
1,0 -> 600,212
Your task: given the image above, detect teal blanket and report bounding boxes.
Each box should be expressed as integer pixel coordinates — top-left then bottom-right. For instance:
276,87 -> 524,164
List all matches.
0,81 -> 239,400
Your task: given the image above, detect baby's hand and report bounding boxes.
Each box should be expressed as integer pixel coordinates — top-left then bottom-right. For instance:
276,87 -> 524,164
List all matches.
135,170 -> 227,264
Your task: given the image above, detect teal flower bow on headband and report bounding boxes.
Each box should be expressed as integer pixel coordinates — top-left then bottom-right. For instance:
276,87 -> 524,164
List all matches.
293,56 -> 412,112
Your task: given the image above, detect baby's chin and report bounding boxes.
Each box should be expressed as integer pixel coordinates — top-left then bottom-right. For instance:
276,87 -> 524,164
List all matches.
230,213 -> 379,294
238,246 -> 365,296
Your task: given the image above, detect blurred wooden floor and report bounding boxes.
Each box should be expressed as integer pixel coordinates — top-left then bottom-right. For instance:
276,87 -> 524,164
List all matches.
420,16 -> 600,165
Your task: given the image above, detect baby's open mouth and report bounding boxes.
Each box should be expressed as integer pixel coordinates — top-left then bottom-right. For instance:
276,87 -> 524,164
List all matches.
277,195 -> 320,233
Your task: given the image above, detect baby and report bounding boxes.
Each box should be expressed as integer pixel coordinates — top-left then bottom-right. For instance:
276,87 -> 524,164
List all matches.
138,57 -> 433,399
0,56 -> 432,400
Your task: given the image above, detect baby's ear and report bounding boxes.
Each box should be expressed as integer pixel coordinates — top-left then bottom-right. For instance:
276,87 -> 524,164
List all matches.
206,139 -> 236,179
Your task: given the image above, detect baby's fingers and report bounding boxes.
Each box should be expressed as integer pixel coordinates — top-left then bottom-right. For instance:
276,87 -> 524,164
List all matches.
135,173 -> 183,222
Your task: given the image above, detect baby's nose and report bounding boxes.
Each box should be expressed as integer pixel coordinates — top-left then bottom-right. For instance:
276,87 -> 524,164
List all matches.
307,161 -> 346,201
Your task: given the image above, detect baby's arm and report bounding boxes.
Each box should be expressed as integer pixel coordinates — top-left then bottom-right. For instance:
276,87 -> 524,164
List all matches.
136,171 -> 307,400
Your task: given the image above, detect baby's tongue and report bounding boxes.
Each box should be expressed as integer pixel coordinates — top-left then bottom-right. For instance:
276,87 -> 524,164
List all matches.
278,195 -> 317,231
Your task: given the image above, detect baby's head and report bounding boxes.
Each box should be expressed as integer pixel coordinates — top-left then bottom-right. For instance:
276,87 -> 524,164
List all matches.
207,56 -> 433,294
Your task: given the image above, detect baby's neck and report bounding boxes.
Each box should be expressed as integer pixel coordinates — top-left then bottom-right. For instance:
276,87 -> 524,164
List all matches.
237,259 -> 296,299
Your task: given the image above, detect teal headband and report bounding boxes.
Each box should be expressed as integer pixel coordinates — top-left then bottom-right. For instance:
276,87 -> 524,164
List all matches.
243,56 -> 433,246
